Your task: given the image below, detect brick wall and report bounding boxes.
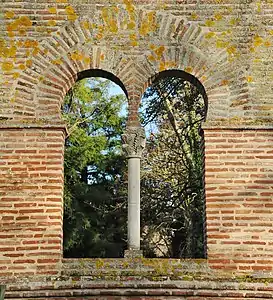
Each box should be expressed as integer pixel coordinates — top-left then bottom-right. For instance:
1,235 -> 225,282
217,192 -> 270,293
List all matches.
2,259 -> 273,300
1,0 -> 272,126
0,126 -> 65,277
204,128 -> 273,273
0,0 -> 273,293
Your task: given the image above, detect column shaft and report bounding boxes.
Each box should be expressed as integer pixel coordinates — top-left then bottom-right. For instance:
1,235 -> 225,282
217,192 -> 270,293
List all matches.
128,157 -> 141,250
122,126 -> 145,254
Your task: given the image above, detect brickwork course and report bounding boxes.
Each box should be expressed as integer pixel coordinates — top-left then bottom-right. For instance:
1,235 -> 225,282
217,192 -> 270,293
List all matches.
1,0 -> 273,298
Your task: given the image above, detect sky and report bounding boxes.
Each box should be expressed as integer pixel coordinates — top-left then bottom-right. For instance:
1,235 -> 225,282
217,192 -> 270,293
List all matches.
109,83 -> 124,97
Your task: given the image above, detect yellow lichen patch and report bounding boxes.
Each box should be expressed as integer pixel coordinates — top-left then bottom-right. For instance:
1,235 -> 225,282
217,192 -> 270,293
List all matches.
159,61 -> 165,72
26,60 -> 32,67
216,39 -> 228,49
95,259 -> 104,269
9,46 -> 16,58
0,45 -> 17,58
70,51 -> 84,61
101,7 -> 108,19
65,5 -> 74,14
205,32 -> 216,39
47,20 -> 57,26
16,41 -> 23,48
246,76 -> 253,83
32,47 -> 40,56
190,12 -> 198,20
18,64 -> 26,70
185,66 -> 193,73
7,30 -> 15,38
123,0 -> 135,15
264,40 -> 271,47
2,61 -> 14,72
95,33 -> 103,40
83,56 -> 91,65
227,46 -> 236,55
6,15 -> 33,37
131,40 -> 138,46
48,7 -> 57,14
148,55 -> 156,61
147,11 -> 155,23
205,19 -> 215,27
19,29 -> 26,36
94,25 -> 105,40
81,20 -> 90,30
139,11 -> 157,36
221,79 -> 229,86
159,60 -> 176,72
52,58 -> 62,65
257,2 -> 261,13
167,61 -> 177,68
24,40 -> 39,48
229,18 -> 240,26
68,14 -> 77,21
19,16 -> 32,27
65,5 -> 78,21
5,11 -> 15,19
154,45 -> 165,59
56,0 -> 67,2
253,35 -> 263,47
129,34 -> 138,46
6,22 -> 17,33
109,19 -> 118,33
100,54 -> 105,61
127,22 -> 136,30
101,7 -> 119,34
214,13 -> 223,21
12,72 -> 20,79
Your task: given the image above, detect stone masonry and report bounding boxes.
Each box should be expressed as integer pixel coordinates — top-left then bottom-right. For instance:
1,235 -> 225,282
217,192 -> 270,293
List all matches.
1,0 -> 273,298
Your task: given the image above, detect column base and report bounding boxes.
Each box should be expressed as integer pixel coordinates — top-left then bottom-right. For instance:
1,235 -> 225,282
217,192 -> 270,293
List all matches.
124,249 -> 143,258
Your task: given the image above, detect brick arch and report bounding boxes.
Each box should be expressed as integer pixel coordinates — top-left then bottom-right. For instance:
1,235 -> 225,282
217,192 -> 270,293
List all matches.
11,11 -> 247,126
34,46 -> 133,122
136,46 -> 242,125
146,68 -> 208,116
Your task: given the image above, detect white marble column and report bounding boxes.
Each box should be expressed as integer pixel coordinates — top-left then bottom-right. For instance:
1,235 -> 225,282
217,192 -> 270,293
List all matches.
122,126 -> 146,253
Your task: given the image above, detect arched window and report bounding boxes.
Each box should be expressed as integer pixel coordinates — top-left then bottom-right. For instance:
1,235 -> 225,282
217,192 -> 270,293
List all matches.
62,70 -> 128,258
139,70 -> 207,258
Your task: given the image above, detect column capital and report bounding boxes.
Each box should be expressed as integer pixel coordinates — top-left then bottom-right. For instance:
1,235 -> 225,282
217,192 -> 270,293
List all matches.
122,126 -> 146,158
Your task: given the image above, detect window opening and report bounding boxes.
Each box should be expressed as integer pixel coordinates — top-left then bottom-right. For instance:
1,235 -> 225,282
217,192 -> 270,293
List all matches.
140,73 -> 206,258
62,75 -> 128,258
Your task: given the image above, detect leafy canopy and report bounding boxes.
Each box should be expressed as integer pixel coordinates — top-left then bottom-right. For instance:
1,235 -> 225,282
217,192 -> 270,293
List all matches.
63,78 -> 127,258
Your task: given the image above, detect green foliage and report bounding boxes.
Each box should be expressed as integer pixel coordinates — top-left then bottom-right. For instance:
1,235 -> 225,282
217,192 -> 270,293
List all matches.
140,78 -> 205,258
63,78 -> 127,258
63,76 -> 205,259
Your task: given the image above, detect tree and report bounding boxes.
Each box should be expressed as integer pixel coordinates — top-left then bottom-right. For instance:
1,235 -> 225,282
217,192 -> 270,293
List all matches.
140,77 -> 206,258
62,77 -> 127,258
62,75 -> 206,259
